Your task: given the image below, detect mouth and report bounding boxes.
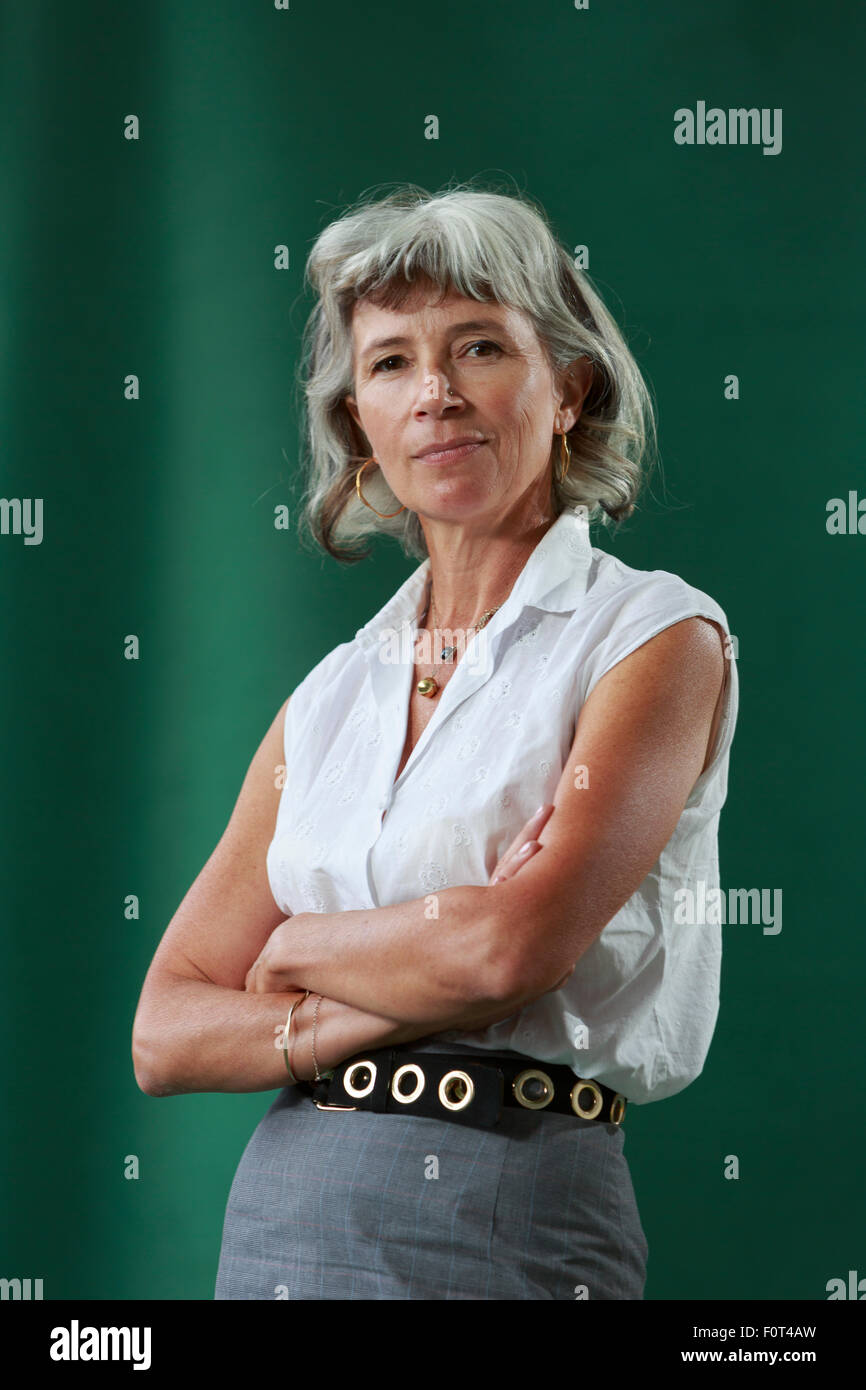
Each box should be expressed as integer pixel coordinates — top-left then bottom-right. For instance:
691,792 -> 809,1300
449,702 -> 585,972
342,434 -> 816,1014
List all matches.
414,440 -> 487,465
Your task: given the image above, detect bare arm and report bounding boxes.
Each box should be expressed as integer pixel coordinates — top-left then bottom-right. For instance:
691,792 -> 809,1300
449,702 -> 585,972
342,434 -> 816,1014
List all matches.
135,979 -> 526,1098
245,618 -> 730,1018
132,695 -> 556,1098
241,886 -> 514,1026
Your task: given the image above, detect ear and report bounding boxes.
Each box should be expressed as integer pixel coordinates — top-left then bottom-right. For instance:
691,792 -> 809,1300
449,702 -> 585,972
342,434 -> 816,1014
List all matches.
556,356 -> 594,432
344,394 -> 361,429
344,395 -> 373,456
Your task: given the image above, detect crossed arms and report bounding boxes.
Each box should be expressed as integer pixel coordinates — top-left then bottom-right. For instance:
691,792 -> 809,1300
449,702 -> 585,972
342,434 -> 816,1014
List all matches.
132,616 -> 727,1096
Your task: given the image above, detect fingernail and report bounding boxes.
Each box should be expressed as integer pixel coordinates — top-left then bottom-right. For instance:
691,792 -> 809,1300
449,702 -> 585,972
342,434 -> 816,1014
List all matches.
518,841 -> 534,856
534,804 -> 546,817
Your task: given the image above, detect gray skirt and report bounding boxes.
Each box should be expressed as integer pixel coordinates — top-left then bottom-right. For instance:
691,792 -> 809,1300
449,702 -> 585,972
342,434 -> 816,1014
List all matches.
214,1040 -> 648,1300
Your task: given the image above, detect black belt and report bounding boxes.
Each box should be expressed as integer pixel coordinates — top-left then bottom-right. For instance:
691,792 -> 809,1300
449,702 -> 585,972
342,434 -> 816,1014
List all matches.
300,1047 -> 628,1130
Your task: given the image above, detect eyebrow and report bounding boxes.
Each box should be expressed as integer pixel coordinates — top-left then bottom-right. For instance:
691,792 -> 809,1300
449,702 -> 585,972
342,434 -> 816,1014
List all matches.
359,318 -> 510,365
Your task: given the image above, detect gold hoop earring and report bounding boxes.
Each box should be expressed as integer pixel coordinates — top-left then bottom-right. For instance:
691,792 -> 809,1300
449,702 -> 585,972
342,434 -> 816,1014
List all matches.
355,457 -> 406,519
558,431 -> 571,484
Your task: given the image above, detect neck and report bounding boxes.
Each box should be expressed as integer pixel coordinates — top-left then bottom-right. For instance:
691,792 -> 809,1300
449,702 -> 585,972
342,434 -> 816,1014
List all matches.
421,509 -> 557,629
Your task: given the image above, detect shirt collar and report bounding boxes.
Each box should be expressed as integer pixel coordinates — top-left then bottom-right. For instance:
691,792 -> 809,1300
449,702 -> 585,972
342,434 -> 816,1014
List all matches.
354,506 -> 593,652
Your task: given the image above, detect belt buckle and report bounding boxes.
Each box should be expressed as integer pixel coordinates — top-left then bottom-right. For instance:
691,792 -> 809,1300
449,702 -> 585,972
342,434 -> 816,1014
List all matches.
312,1066 -> 358,1111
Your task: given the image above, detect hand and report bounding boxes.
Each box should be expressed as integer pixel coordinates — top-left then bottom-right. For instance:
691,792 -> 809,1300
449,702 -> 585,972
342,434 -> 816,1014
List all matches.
244,916 -> 306,994
488,803 -> 554,885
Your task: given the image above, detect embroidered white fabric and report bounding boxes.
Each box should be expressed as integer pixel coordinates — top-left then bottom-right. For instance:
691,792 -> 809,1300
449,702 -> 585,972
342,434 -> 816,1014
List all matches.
266,509 -> 739,1104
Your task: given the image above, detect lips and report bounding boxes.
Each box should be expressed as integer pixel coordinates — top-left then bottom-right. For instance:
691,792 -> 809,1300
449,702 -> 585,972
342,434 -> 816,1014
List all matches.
414,437 -> 487,463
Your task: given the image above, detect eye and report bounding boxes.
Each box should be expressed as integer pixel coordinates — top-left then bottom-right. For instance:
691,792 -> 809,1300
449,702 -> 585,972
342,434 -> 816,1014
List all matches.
370,340 -> 502,374
465,339 -> 501,357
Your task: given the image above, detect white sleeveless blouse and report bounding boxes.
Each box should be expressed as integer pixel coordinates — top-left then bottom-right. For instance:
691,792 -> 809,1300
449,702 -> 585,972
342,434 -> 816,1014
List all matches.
266,508 -> 739,1105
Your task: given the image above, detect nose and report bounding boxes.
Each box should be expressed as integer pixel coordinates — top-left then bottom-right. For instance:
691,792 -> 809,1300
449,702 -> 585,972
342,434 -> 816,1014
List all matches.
415,368 -> 459,410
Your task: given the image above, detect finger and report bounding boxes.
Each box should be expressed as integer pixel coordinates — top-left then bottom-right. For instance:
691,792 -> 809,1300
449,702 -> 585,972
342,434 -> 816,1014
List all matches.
489,836 -> 539,883
489,803 -> 554,882
497,804 -> 554,866
491,839 -> 542,884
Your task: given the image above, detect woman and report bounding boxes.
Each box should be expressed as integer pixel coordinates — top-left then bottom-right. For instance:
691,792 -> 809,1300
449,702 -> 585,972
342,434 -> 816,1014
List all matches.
132,183 -> 738,1300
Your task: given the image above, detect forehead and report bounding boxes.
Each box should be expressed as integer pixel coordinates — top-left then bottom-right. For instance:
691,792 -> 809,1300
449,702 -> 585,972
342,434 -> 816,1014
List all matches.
350,286 -> 530,352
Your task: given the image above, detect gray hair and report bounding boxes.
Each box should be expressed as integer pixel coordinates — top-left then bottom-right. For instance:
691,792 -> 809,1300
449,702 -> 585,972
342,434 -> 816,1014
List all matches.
293,179 -> 658,562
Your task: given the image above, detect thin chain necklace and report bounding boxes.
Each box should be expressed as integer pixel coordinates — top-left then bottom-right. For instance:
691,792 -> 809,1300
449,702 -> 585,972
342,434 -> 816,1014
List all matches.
415,591 -> 501,699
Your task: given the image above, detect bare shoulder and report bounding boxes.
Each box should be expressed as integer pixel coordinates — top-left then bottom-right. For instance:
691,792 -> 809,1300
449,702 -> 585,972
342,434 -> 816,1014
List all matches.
678,614 -> 729,666
585,615 -> 726,774
669,617 -> 728,769
581,614 -> 725,713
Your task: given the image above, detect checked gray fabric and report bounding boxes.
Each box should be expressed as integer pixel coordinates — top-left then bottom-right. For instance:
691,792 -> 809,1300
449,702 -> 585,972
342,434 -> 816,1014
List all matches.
214,1040 -> 648,1301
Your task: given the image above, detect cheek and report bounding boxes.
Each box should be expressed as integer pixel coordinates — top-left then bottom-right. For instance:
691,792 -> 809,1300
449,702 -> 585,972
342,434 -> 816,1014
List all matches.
356,396 -> 394,441
486,387 -> 533,442
512,400 -> 549,451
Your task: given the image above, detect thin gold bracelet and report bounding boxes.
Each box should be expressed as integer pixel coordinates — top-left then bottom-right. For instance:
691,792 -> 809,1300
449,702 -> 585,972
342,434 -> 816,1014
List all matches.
310,993 -> 335,1083
311,993 -> 323,1081
281,990 -> 310,1083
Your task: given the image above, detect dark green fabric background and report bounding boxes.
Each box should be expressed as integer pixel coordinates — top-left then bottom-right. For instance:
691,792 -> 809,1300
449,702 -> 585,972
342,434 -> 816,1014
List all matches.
1,1 -> 863,1300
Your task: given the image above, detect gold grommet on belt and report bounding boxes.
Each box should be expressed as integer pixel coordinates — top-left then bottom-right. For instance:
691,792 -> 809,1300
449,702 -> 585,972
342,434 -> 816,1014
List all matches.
570,1078 -> 603,1120
438,1069 -> 475,1111
610,1094 -> 626,1125
513,1068 -> 554,1110
391,1062 -> 425,1105
343,1059 -> 377,1099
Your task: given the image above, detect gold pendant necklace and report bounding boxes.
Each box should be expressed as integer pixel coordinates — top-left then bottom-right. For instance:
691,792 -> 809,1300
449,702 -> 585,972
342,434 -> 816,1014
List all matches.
415,592 -> 501,698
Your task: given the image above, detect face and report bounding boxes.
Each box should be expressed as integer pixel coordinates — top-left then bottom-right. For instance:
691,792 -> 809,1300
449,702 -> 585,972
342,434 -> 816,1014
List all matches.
343,282 -> 592,526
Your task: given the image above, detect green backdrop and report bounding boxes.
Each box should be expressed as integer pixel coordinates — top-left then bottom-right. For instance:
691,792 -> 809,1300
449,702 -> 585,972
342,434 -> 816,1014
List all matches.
1,0 -> 863,1301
